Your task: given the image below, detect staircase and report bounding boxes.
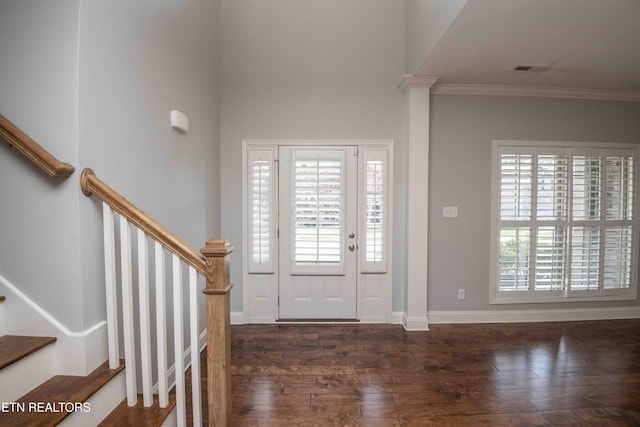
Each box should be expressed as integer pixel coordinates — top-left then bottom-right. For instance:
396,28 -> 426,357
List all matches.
1,115 -> 233,426
0,295 -> 178,426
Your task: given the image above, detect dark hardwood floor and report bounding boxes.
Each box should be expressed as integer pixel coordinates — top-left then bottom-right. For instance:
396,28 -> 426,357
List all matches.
198,320 -> 640,426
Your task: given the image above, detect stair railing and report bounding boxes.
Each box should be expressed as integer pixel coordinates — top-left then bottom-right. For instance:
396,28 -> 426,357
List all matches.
80,168 -> 232,427
0,114 -> 75,178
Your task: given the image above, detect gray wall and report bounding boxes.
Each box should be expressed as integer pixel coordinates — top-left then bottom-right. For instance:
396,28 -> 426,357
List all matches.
0,0 -> 83,329
77,0 -> 221,329
0,0 -> 220,332
429,94 -> 640,311
219,0 -> 407,312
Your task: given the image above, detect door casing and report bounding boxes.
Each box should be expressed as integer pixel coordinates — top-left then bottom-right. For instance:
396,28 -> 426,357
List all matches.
242,139 -> 393,324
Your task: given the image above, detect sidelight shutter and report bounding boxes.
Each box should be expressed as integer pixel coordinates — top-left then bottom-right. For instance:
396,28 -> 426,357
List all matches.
247,149 -> 275,273
360,148 -> 389,273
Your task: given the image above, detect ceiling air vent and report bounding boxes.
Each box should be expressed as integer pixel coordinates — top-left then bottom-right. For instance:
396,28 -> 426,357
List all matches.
513,65 -> 548,72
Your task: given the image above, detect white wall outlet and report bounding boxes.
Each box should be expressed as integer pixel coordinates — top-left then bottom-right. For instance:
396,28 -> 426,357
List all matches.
457,288 -> 465,300
443,206 -> 458,218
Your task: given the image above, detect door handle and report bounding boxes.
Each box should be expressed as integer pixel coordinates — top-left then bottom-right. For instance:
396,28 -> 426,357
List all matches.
348,244 -> 356,252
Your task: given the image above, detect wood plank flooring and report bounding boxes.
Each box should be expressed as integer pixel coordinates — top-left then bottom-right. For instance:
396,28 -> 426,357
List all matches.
221,320 -> 640,426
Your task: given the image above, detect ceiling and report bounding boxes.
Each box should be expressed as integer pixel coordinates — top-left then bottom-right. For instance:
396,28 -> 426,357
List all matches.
416,0 -> 640,93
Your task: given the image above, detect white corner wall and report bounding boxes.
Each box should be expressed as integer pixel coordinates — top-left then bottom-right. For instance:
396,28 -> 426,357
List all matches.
219,0 -> 407,313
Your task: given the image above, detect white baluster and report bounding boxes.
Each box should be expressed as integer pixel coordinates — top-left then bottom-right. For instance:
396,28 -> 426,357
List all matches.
189,266 -> 202,426
172,255 -> 186,425
155,242 -> 169,408
102,203 -> 119,369
120,217 -> 137,406
137,229 -> 153,407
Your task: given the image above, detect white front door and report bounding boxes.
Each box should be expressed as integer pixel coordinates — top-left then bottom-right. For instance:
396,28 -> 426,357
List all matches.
278,146 -> 358,319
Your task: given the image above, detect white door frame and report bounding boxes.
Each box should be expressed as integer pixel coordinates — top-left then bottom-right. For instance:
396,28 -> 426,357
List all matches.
242,139 -> 393,323
278,145 -> 358,319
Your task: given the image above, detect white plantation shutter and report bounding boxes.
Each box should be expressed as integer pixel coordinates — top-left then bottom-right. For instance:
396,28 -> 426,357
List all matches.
290,149 -> 345,275
492,142 -> 638,303
248,149 -> 275,273
500,151 -> 532,220
360,148 -> 389,273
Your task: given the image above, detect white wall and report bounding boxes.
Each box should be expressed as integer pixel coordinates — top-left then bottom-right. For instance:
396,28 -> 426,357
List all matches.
0,0 -> 83,330
77,0 -> 221,329
429,94 -> 640,312
219,0 -> 407,312
405,0 -> 467,74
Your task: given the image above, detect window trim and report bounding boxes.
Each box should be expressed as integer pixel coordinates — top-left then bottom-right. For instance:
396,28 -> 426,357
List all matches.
490,140 -> 640,304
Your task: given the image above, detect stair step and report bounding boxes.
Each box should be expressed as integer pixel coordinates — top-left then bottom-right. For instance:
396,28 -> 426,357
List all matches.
99,394 -> 176,426
0,335 -> 56,370
0,360 -> 124,426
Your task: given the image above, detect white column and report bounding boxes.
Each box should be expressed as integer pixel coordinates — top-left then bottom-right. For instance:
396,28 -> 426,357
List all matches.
399,75 -> 438,331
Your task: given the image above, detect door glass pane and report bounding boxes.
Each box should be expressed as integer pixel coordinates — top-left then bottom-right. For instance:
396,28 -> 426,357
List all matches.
293,156 -> 343,265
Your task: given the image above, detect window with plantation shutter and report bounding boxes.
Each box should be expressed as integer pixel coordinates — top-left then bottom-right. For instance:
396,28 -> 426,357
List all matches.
247,149 -> 275,273
491,141 -> 638,303
361,148 -> 389,272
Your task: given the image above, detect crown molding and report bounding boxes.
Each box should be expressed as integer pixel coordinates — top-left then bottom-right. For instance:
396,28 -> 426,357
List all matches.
399,75 -> 440,92
430,83 -> 640,102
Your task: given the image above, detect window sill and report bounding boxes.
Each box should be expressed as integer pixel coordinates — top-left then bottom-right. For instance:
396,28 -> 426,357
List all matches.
491,293 -> 637,305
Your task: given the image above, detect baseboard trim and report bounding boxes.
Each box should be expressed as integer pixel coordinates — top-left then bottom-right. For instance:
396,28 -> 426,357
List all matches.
402,313 -> 430,331
231,311 -> 246,325
391,312 -> 403,325
428,306 -> 640,324
0,274 -> 107,376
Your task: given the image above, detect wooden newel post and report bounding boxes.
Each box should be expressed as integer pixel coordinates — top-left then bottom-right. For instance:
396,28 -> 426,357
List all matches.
200,239 -> 234,427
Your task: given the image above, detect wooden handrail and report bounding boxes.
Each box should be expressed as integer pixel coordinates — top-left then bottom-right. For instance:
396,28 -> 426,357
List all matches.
80,168 -> 206,275
0,114 -> 75,178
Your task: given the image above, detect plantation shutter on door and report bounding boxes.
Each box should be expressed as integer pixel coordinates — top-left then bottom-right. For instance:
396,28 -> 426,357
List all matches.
290,149 -> 346,276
